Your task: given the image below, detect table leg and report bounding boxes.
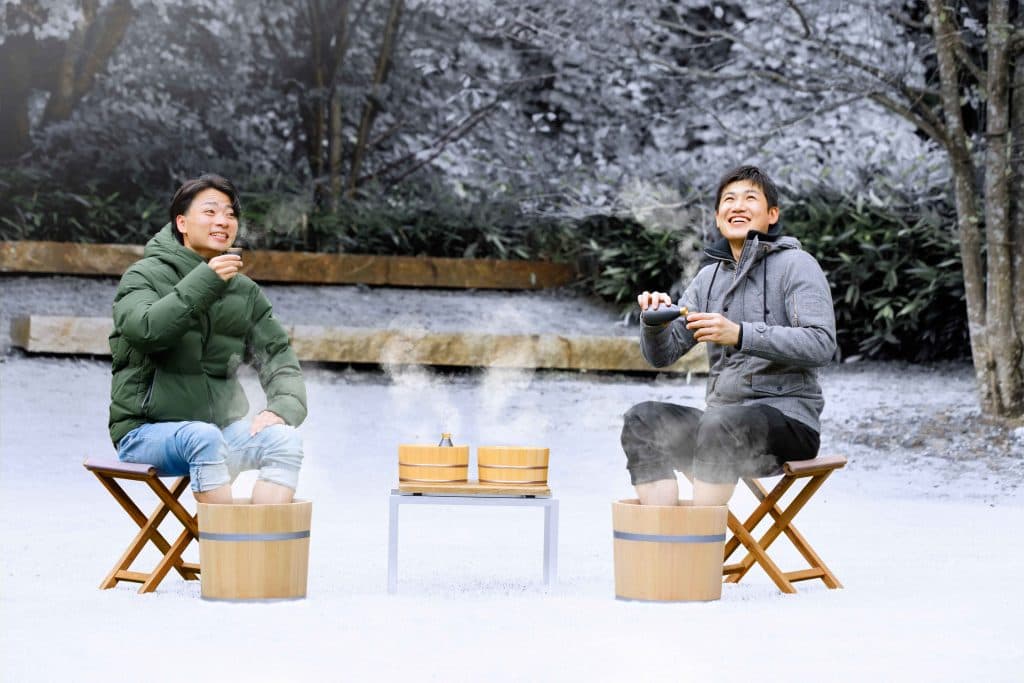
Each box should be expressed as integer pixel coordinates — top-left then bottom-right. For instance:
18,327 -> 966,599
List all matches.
543,499 -> 558,585
387,493 -> 400,594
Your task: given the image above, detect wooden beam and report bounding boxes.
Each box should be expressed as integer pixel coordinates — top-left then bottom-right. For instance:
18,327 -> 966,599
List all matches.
0,241 -> 576,289
10,315 -> 708,374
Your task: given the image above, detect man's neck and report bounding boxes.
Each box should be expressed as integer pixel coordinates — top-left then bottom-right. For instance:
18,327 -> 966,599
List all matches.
729,239 -> 744,262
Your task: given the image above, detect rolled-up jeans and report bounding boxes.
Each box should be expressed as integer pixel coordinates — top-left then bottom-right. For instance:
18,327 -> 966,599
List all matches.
117,419 -> 304,493
621,402 -> 818,485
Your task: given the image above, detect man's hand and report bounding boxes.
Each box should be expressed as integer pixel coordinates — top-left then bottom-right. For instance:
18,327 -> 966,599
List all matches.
208,253 -> 243,282
637,291 -> 673,310
250,410 -> 285,436
686,312 -> 741,346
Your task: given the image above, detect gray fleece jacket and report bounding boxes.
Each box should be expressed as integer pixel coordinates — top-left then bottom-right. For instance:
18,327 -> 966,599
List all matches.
641,227 -> 837,432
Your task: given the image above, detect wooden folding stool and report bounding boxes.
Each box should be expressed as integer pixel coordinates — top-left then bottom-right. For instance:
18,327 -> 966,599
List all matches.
83,457 -> 200,593
723,454 -> 846,594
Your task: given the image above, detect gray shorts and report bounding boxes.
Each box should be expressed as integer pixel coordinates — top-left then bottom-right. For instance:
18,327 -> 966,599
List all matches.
620,401 -> 818,485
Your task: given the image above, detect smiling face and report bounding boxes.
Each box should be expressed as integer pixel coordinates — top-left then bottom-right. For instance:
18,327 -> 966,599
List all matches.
714,179 -> 779,246
175,188 -> 238,259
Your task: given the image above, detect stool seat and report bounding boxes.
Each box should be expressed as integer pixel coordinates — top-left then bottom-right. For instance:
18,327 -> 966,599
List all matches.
783,454 -> 847,476
84,458 -> 157,479
84,456 -> 200,594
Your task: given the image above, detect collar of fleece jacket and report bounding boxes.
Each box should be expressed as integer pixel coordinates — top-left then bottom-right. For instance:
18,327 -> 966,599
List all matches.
703,220 -> 788,266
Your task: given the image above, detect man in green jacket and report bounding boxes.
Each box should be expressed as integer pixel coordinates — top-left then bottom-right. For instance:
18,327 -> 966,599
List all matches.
108,174 -> 307,504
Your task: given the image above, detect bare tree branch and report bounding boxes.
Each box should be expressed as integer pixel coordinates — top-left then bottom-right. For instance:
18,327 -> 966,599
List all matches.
327,0 -> 372,83
1012,28 -> 1024,55
683,91 -> 872,143
652,10 -> 952,144
954,39 -> 987,86
868,92 -> 950,150
886,7 -> 930,31
347,0 -> 404,195
653,16 -> 934,103
379,97 -> 503,189
784,0 -> 813,38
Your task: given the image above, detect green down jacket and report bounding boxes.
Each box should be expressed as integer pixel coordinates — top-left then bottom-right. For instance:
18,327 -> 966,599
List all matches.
108,225 -> 307,446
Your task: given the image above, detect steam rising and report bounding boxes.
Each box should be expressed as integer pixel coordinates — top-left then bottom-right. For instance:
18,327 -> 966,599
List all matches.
379,314 -> 461,443
380,303 -> 555,447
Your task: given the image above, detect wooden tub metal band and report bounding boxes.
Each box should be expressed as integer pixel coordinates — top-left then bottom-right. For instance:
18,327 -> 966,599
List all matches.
478,464 -> 548,470
613,531 -> 727,544
200,530 -> 311,542
398,462 -> 467,467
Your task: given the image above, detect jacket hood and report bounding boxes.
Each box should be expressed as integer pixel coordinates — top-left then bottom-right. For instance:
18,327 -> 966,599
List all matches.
703,221 -> 799,264
144,223 -> 204,277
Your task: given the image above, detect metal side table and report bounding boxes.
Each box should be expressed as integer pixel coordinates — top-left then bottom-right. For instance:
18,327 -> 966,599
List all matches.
387,482 -> 559,594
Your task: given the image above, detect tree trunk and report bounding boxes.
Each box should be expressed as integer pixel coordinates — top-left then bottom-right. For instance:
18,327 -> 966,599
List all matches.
0,0 -> 132,161
347,0 -> 404,196
41,0 -> 134,125
1012,20 -> 1024,375
927,0 -> 999,411
982,0 -> 1024,415
328,90 -> 344,212
0,34 -> 35,160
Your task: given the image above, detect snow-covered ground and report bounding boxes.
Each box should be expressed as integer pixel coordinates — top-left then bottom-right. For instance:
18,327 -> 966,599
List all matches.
2,276 -> 1023,682
2,352 -> 1022,683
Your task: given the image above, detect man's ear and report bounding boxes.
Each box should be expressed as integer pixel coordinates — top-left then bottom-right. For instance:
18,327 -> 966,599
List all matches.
768,206 -> 780,224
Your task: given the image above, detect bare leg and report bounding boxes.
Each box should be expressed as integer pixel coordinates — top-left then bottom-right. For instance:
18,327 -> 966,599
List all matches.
252,480 -> 295,504
195,484 -> 233,504
692,479 -> 736,506
636,478 -> 679,506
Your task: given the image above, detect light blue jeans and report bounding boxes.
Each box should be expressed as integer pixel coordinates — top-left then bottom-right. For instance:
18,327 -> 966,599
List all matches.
117,419 -> 303,493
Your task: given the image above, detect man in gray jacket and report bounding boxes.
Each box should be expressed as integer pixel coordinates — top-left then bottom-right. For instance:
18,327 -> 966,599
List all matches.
621,165 -> 836,506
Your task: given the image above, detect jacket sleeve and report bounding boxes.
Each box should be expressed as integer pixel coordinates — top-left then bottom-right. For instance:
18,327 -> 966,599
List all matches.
247,290 -> 308,427
738,251 -> 837,367
113,262 -> 227,353
639,271 -> 704,368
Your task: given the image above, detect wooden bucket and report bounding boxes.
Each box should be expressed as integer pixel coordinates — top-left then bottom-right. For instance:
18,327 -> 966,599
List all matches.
398,444 -> 469,483
477,446 -> 549,485
197,499 -> 312,601
612,499 -> 727,602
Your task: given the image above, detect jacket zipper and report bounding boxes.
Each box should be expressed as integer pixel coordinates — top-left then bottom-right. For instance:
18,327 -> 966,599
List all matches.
141,370 -> 156,416
200,311 -> 216,423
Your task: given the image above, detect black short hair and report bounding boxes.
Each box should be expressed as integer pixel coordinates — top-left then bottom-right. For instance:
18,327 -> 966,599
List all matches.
714,165 -> 779,211
168,174 -> 241,244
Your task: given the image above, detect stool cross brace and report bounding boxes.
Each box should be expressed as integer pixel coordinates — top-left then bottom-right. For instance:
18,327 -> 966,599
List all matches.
722,455 -> 845,594
84,458 -> 200,594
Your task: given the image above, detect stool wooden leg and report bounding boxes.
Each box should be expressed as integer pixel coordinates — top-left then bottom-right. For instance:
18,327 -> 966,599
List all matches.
724,476 -> 796,564
733,473 -> 841,590
723,513 -> 796,594
148,477 -> 200,581
139,526 -> 196,593
723,476 -> 796,585
98,481 -> 179,589
753,473 -> 843,589
93,473 -> 199,591
93,475 -> 148,528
